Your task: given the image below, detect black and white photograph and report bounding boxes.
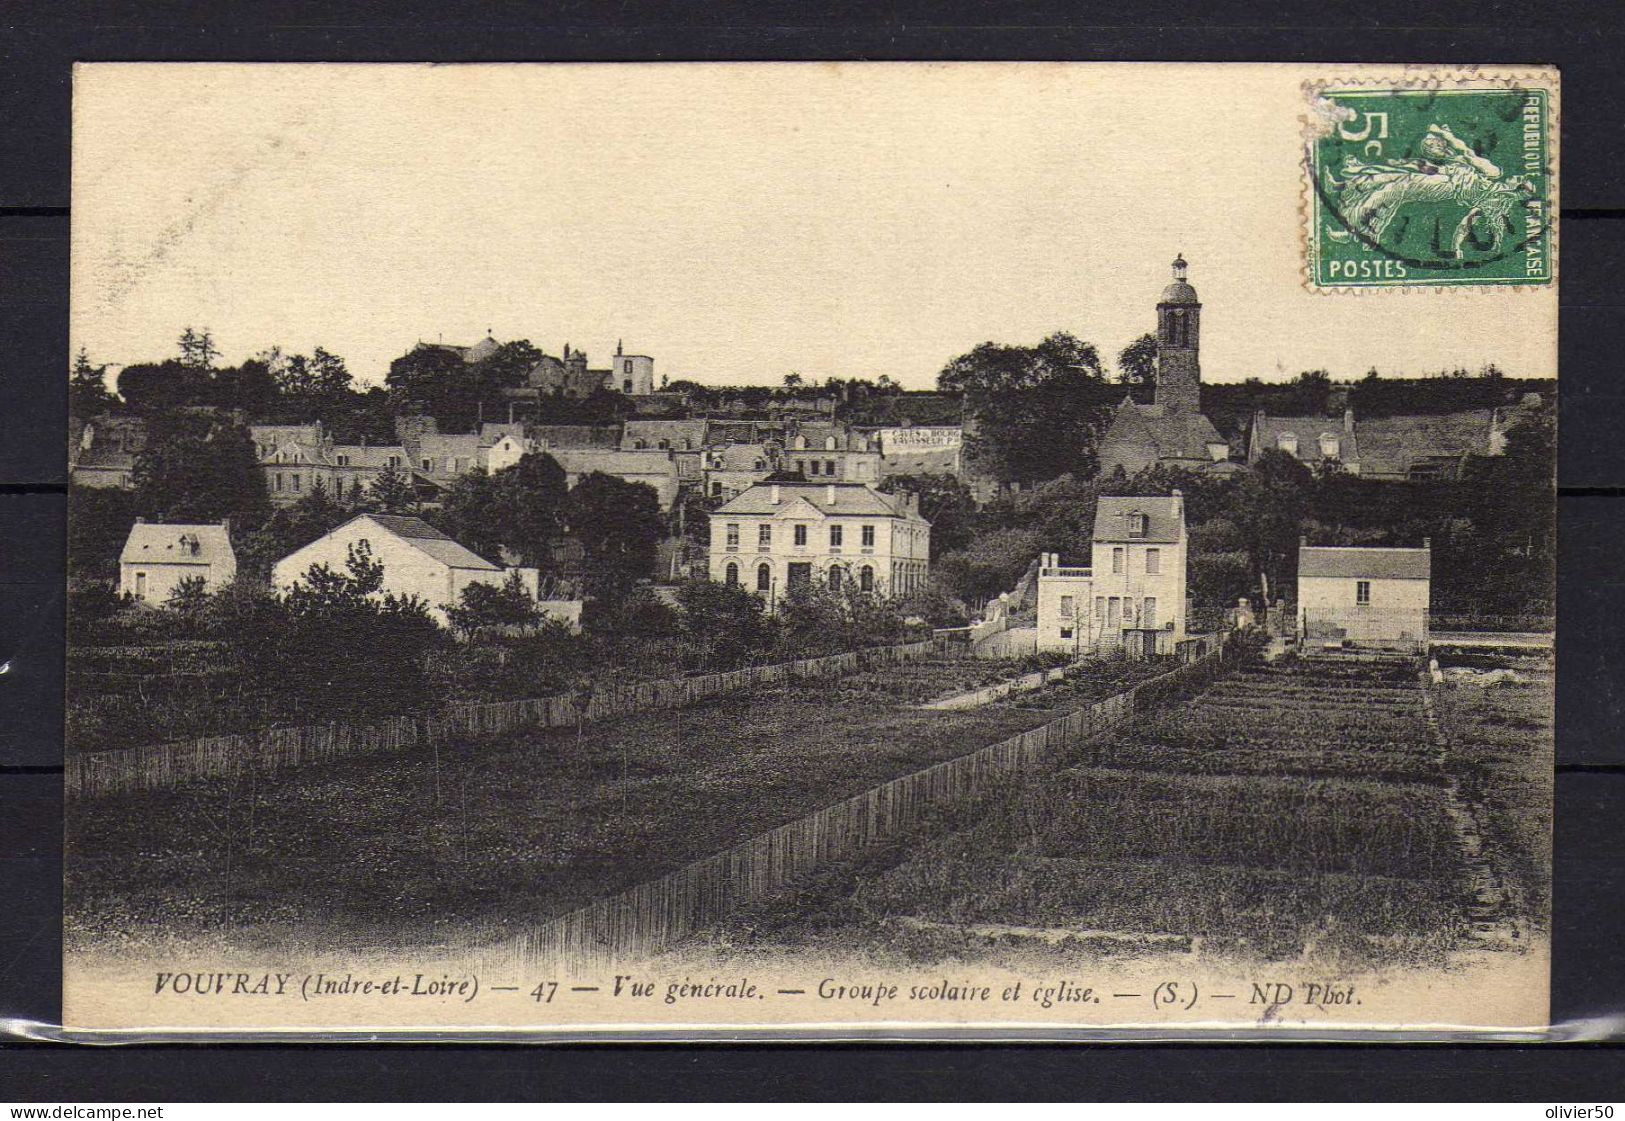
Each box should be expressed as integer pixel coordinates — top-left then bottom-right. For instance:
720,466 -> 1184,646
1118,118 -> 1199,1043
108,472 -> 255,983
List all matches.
59,62 -> 1556,1034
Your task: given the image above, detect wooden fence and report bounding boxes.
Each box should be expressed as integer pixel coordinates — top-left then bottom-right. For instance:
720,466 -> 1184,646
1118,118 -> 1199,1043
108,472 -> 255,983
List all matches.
495,632 -> 1230,974
65,639 -> 940,801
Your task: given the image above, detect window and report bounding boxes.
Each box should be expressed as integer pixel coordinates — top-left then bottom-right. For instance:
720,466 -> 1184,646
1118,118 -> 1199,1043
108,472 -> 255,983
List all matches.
1277,434 -> 1298,456
1319,434 -> 1340,459
135,572 -> 147,599
860,565 -> 874,592
725,523 -> 740,548
1112,547 -> 1125,574
830,525 -> 843,548
291,474 -> 301,492
1143,596 -> 1158,628
1129,512 -> 1148,538
825,459 -> 836,476
829,565 -> 843,589
711,481 -> 722,497
757,563 -> 771,592
758,524 -> 772,546
274,472 -> 283,492
725,562 -> 739,586
388,455 -> 401,469
861,525 -> 875,548
1060,627 -> 1073,640
422,459 -> 432,472
1059,594 -> 1075,619
1095,597 -> 1105,622
807,460 -> 819,476
337,454 -> 350,466
1356,580 -> 1371,606
794,524 -> 808,546
1145,548 -> 1161,575
825,436 -> 837,450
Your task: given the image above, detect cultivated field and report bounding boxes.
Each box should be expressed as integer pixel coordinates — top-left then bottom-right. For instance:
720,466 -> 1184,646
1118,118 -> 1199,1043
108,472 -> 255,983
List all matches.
691,655 -> 1551,970
66,651 -> 1165,953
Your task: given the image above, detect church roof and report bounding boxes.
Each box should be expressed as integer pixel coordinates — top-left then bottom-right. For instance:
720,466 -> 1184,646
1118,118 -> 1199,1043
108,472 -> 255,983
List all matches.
1109,399 -> 1225,462
1159,279 -> 1199,305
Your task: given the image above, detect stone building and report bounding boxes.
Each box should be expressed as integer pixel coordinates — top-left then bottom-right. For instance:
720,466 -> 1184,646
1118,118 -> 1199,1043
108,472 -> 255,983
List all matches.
707,480 -> 931,604
1096,256 -> 1231,477
118,519 -> 236,605
1297,540 -> 1431,650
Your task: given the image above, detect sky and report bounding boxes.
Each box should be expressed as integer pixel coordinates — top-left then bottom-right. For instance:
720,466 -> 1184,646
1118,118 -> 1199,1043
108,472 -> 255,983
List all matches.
71,63 -> 1557,391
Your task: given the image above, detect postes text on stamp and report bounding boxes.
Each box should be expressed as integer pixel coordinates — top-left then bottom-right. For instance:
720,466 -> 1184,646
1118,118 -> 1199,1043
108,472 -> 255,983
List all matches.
1308,86 -> 1552,288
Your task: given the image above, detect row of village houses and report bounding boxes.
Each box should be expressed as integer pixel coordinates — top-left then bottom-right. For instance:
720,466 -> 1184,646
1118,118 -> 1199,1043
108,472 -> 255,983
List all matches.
120,482 -> 1430,655
70,397 -> 1531,516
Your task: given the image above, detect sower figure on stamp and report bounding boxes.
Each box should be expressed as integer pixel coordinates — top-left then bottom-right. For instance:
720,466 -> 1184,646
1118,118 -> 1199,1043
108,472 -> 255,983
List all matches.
1328,123 -> 1535,257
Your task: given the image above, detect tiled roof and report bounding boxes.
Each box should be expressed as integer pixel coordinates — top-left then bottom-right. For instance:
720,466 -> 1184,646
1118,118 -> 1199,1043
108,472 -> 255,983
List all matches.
530,425 -> 622,449
1110,400 -> 1225,461
1355,411 -> 1496,477
621,419 -> 709,450
1252,414 -> 1358,465
120,522 -> 233,566
714,481 -> 922,521
549,449 -> 678,476
1093,496 -> 1185,544
354,514 -> 498,571
1299,545 -> 1430,581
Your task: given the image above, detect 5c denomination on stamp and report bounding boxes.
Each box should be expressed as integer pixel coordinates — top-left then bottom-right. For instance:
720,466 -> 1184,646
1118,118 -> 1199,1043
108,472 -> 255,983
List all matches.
1307,84 -> 1553,288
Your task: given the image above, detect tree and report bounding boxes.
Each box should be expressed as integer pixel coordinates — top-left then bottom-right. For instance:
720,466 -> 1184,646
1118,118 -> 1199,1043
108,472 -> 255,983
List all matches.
444,571 -> 543,639
69,348 -> 114,415
275,347 -> 353,407
1116,332 -> 1158,397
130,413 -> 268,527
675,578 -> 774,666
439,453 -> 567,568
1230,449 -> 1312,603
877,473 -> 977,556
782,372 -> 804,390
116,359 -> 208,411
177,327 -> 221,371
564,473 -> 665,596
164,574 -> 211,616
365,462 -> 419,515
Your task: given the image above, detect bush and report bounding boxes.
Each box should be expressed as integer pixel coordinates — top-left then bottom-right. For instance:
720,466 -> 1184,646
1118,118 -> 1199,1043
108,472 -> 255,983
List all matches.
445,571 -> 543,639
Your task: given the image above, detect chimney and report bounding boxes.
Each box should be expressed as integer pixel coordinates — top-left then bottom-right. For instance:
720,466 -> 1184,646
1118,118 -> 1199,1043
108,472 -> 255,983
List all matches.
1344,406 -> 1355,434
826,483 -> 836,505
220,517 -> 231,538
134,516 -> 145,525
1422,537 -> 1432,550
1300,535 -> 1308,547
770,483 -> 781,504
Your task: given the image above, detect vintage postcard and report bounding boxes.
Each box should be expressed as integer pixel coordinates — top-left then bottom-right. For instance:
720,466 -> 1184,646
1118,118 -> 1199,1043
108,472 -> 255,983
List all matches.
63,62 -> 1557,1036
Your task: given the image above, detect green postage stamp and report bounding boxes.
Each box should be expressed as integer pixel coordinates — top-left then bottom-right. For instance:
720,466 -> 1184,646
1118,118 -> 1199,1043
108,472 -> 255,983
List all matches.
1308,83 -> 1553,288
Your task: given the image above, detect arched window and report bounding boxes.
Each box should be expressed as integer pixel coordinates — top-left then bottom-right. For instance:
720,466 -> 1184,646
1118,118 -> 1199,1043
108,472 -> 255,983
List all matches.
825,436 -> 837,450
725,562 -> 739,586
1319,433 -> 1340,459
828,565 -> 843,590
1277,433 -> 1298,457
756,563 -> 771,592
860,565 -> 874,592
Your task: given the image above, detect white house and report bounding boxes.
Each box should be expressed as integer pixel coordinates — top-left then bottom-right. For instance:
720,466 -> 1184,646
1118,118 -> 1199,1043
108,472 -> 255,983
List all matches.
708,480 -> 930,603
272,513 -> 538,625
118,520 -> 237,605
1297,540 -> 1431,651
1035,493 -> 1189,655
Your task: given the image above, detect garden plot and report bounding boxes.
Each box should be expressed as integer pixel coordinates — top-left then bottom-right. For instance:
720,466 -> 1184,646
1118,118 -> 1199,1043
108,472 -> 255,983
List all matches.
66,652 -> 1161,953
692,655 -> 1512,969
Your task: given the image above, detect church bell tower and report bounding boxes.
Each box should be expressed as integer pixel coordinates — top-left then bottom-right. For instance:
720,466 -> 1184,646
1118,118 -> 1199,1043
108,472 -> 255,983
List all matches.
1155,253 -> 1202,415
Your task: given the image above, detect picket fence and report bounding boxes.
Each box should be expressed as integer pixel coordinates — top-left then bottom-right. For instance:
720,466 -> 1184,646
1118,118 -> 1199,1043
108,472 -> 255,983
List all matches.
495,633 -> 1230,973
65,639 -> 939,801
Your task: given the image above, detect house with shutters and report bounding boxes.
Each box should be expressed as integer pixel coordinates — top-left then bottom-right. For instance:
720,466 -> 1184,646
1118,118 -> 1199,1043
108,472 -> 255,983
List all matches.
1297,540 -> 1431,651
118,519 -> 237,605
1034,492 -> 1189,655
707,479 -> 930,604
